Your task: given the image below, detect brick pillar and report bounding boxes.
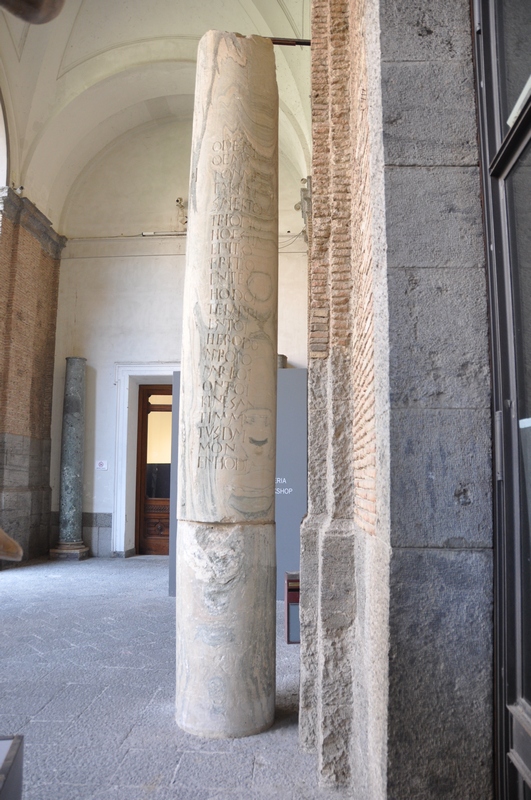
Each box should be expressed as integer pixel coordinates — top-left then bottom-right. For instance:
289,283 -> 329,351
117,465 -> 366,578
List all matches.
0,187 -> 66,561
300,0 -> 390,795
302,0 -> 493,797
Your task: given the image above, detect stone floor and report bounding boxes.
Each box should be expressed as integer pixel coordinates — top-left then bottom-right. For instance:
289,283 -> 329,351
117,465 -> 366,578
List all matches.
0,556 -> 347,800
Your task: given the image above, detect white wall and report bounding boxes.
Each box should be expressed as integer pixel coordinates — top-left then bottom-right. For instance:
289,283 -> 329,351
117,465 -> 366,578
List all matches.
50,90 -> 308,545
50,236 -> 186,514
61,118 -> 193,238
50,235 -> 307,525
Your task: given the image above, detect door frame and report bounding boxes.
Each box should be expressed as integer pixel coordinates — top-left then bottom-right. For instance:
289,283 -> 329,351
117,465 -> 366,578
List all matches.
473,2 -> 531,795
135,384 -> 172,554
113,362 -> 180,555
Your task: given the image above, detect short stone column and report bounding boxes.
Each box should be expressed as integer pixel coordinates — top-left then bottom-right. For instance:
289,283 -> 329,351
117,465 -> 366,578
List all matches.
176,30 -> 278,738
50,357 -> 89,560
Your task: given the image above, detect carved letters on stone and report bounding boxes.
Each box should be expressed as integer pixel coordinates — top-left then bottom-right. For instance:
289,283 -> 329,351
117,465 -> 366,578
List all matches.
176,30 -> 278,739
179,32 -> 278,525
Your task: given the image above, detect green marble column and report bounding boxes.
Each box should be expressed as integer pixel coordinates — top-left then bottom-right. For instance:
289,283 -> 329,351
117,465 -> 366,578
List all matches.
50,357 -> 89,560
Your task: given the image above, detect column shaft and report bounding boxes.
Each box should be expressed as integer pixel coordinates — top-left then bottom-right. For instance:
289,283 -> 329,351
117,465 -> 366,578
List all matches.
51,357 -> 88,560
176,30 -> 278,738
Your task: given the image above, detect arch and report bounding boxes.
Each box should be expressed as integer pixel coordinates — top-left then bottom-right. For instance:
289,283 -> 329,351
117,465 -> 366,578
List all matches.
0,89 -> 10,186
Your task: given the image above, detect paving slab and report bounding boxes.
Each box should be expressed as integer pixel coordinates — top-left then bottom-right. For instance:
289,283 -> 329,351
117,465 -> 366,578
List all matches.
0,557 -> 348,799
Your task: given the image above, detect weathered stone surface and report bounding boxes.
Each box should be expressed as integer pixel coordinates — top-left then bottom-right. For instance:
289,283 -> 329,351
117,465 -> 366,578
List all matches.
390,408 -> 492,548
56,357 -> 87,552
83,518 -> 113,558
0,433 -> 52,559
302,0 -> 392,793
29,439 -> 51,487
328,350 -> 355,522
380,0 -> 473,63
388,267 -> 490,408
299,515 -> 320,752
176,31 -> 278,738
305,0 -> 491,797
306,357 -> 328,517
388,548 -> 493,799
385,166 -> 483,268
382,61 -> 478,166
0,490 -> 32,553
302,520 -> 390,799
178,31 -> 278,526
175,520 -> 276,738
0,433 -> 30,487
317,527 -> 356,787
349,528 -> 390,800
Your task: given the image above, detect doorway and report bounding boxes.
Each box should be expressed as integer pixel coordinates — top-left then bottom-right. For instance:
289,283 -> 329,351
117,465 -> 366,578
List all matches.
135,384 -> 172,555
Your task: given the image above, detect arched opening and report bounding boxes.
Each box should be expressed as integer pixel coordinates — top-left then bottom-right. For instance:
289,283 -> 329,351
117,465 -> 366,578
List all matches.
0,92 -> 8,187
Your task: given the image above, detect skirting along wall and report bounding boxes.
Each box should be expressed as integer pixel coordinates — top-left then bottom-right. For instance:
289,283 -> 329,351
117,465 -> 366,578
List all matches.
0,187 -> 65,560
301,0 -> 493,797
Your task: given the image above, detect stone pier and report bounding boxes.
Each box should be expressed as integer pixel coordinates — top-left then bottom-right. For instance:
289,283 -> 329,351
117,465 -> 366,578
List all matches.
176,30 -> 278,738
51,357 -> 89,560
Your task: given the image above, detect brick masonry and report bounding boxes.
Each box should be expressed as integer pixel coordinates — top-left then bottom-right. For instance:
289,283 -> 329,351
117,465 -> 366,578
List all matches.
301,0 -> 493,797
301,0 -> 389,795
0,188 -> 66,560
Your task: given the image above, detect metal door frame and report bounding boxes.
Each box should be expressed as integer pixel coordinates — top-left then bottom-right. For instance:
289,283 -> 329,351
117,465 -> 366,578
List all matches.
473,1 -> 531,795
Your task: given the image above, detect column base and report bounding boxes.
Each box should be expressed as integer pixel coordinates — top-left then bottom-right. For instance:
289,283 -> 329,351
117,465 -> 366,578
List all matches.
49,542 -> 89,560
176,520 -> 276,738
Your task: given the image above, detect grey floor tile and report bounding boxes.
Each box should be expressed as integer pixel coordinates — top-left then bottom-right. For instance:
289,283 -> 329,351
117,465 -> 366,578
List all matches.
155,789 -> 222,800
93,789 -> 174,800
0,714 -> 29,734
23,782 -> 99,800
253,748 -> 320,790
0,683 -> 62,718
32,682 -> 106,722
172,751 -> 255,791
1,558 -> 321,800
109,746 -> 183,788
23,742 -> 121,788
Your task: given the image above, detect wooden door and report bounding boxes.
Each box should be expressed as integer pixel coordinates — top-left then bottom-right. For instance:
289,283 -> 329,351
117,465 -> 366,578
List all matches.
136,385 -> 172,555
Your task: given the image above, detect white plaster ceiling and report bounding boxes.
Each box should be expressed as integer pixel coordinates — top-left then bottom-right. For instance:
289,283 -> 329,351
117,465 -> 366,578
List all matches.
0,0 -> 311,236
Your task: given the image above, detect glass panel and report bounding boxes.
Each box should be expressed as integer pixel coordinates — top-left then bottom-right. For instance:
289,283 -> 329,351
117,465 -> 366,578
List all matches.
288,603 -> 300,643
147,411 -> 172,464
145,410 -> 172,499
149,394 -> 172,405
498,0 -> 531,129
146,464 -> 170,498
507,140 -> 531,698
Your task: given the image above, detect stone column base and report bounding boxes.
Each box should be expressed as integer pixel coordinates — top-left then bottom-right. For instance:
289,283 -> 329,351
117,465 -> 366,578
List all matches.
176,520 -> 276,738
49,542 -> 89,560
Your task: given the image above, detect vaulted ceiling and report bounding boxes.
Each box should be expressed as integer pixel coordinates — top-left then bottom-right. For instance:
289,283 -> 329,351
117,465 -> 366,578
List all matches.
0,0 -> 311,236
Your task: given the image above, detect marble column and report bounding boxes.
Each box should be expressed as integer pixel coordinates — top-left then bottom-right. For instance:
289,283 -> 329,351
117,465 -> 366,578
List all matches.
50,357 -> 89,560
176,30 -> 278,738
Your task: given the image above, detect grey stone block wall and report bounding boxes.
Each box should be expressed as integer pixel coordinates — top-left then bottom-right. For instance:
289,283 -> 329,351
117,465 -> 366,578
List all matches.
380,0 -> 493,796
0,433 -> 52,560
390,409 -> 492,549
81,513 -> 112,557
304,0 -> 492,796
52,511 -> 113,557
387,549 -> 493,800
